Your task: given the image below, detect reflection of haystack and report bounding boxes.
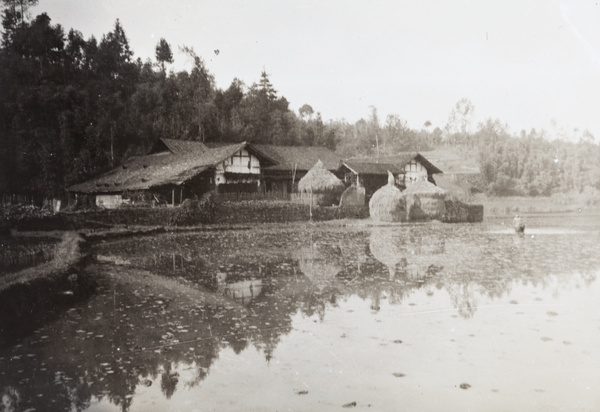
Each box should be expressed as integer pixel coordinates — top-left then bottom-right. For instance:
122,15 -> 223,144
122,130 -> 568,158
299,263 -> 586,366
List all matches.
298,160 -> 345,206
403,180 -> 446,221
369,172 -> 406,222
296,245 -> 342,290
369,228 -> 406,278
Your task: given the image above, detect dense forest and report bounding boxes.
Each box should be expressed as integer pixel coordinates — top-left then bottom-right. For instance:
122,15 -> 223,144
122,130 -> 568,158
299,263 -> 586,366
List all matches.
1,2 -> 599,201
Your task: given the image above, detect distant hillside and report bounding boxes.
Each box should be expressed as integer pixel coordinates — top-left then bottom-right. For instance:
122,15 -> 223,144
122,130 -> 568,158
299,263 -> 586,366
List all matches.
420,149 -> 480,175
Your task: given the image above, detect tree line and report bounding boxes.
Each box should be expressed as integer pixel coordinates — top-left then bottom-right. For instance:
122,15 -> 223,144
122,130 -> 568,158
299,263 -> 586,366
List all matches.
1,3 -> 599,200
0,5 -> 334,199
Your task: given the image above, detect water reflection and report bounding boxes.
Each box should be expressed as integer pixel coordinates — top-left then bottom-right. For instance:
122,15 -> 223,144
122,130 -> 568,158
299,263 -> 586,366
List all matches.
295,244 -> 342,290
1,218 -> 599,411
220,278 -> 263,305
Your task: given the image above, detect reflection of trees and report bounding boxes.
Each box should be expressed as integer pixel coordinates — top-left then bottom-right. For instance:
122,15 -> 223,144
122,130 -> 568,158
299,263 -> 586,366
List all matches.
160,363 -> 179,399
444,281 -> 478,318
2,225 -> 598,411
0,256 -> 343,411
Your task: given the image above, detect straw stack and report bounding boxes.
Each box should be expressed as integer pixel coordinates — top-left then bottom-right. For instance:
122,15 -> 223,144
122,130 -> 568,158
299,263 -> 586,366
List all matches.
369,172 -> 406,222
298,160 -> 345,206
403,180 -> 447,221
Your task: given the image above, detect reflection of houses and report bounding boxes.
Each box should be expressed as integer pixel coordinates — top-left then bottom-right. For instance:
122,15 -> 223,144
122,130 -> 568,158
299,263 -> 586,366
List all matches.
222,279 -> 263,305
340,153 -> 443,200
67,139 -> 277,208
216,271 -> 263,305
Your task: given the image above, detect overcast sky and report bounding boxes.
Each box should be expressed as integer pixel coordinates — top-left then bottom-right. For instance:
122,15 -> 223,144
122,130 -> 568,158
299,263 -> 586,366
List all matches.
34,0 -> 600,141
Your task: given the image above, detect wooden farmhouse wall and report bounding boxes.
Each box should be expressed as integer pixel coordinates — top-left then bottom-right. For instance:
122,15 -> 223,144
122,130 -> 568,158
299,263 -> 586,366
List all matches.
215,148 -> 262,193
95,194 -> 123,209
398,159 -> 428,186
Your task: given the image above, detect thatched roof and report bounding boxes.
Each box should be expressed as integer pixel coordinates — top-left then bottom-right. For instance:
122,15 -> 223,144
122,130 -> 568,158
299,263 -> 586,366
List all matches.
345,153 -> 443,175
403,180 -> 447,198
149,138 -> 209,155
343,161 -> 404,175
67,141 -> 269,194
254,145 -> 342,173
298,160 -> 345,193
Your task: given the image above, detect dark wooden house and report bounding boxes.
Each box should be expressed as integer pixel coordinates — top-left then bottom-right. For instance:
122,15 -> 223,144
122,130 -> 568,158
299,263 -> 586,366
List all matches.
67,139 -> 276,208
340,153 -> 443,200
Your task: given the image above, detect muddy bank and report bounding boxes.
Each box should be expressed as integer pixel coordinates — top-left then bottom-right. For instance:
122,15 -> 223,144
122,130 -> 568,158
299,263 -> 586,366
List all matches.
0,231 -> 85,293
0,231 -> 94,342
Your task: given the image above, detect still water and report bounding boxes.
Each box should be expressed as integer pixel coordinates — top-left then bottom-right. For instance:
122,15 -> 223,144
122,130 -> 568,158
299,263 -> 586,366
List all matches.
1,215 -> 599,411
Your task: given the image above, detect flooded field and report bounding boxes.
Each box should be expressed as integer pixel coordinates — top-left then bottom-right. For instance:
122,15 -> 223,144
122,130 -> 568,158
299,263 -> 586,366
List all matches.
1,215 -> 599,411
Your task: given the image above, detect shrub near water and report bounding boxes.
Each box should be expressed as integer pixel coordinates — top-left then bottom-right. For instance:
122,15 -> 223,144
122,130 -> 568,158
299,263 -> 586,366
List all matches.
169,193 -> 216,226
1,204 -> 54,232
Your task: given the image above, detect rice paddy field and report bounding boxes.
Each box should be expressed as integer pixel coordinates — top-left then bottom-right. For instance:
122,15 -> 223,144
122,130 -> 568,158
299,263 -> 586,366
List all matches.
1,214 -> 599,411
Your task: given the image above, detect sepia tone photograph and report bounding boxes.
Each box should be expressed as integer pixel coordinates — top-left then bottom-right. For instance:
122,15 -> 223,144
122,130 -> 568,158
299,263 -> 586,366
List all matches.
1,1 -> 599,411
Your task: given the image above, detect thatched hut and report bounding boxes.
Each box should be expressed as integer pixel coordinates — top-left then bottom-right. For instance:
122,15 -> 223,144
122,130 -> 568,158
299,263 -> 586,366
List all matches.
298,160 -> 345,206
403,180 -> 447,221
368,172 -> 406,222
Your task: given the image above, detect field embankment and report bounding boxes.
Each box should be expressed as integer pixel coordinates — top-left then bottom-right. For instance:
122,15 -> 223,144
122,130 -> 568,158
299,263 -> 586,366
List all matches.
0,231 -> 85,293
473,194 -> 600,216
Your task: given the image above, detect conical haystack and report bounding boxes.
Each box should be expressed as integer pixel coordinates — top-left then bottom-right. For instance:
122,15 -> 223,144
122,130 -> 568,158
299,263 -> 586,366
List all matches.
298,160 -> 344,193
298,160 -> 345,206
369,172 -> 406,222
403,180 -> 447,220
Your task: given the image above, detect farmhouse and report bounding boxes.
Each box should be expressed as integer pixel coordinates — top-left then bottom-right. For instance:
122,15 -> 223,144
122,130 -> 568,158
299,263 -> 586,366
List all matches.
67,139 -> 277,208
67,137 -> 444,210
340,153 -> 443,199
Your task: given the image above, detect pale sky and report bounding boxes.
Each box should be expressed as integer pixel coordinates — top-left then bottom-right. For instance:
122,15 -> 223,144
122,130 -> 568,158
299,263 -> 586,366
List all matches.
33,0 -> 600,141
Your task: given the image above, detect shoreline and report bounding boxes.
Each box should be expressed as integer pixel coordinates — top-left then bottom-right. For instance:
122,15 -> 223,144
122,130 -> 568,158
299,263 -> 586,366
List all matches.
2,207 -> 597,295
